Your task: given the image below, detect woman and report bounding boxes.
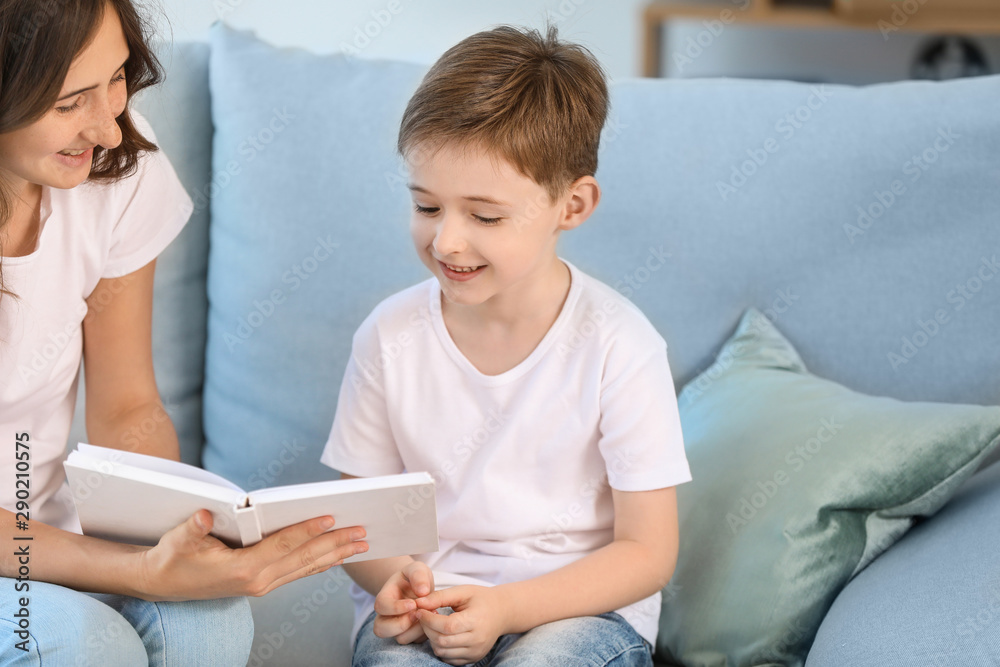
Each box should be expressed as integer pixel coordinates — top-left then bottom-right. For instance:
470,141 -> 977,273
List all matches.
0,1 -> 367,663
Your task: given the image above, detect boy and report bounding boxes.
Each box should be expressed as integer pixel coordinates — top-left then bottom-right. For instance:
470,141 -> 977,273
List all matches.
322,24 -> 691,667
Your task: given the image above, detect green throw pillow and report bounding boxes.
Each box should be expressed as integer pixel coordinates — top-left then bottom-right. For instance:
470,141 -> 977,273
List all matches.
657,309 -> 1000,667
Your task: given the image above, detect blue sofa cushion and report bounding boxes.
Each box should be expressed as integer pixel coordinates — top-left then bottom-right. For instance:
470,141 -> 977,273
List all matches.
805,460 -> 1000,666
561,73 -> 1000,409
134,42 -> 213,465
203,24 -> 428,486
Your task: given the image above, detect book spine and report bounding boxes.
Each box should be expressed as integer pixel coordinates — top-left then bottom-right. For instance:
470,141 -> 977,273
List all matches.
233,505 -> 263,546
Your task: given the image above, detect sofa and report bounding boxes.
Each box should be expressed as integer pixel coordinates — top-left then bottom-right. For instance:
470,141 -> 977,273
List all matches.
68,23 -> 1000,667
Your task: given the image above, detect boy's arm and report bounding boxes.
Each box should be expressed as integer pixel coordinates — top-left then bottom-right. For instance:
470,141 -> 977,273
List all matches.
417,486 -> 679,636
497,485 -> 679,632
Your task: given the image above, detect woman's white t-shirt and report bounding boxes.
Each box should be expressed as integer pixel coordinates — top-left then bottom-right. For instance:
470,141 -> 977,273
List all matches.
322,258 -> 692,647
0,113 -> 192,533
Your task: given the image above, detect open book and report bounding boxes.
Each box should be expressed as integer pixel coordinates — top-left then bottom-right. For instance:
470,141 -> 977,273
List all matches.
63,443 -> 439,562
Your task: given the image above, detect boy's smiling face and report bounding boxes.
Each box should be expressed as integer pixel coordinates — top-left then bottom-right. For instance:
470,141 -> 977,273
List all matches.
407,141 -> 597,315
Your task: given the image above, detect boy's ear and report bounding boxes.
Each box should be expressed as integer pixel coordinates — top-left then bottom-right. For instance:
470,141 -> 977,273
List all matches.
558,176 -> 601,231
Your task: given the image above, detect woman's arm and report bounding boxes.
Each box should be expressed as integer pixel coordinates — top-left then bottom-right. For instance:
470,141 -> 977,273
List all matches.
6,260 -> 368,598
0,506 -> 367,600
81,259 -> 179,459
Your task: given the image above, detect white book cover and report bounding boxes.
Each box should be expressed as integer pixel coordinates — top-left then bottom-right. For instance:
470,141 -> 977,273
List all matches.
63,443 -> 438,563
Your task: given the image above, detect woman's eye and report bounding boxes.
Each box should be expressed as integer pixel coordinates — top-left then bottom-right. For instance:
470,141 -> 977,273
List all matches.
55,71 -> 124,114
414,205 -> 439,216
473,214 -> 501,226
56,100 -> 81,114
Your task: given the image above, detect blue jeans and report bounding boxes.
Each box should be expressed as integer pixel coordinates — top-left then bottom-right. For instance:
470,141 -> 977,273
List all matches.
0,578 -> 253,665
353,610 -> 653,667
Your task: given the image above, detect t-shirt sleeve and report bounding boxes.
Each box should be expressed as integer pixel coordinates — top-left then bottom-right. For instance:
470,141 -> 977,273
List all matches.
320,312 -> 405,477
598,320 -> 692,492
102,112 -> 194,279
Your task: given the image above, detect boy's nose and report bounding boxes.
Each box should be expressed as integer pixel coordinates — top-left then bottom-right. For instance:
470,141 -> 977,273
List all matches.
432,215 -> 467,255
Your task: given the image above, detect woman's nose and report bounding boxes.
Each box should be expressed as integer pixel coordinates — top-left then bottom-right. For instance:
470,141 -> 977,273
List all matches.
82,93 -> 125,150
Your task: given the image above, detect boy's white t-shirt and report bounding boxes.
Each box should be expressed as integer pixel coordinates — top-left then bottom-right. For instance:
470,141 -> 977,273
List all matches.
0,112 -> 193,533
321,258 -> 692,647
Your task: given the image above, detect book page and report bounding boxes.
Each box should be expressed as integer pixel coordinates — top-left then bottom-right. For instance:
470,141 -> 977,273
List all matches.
64,455 -> 248,547
75,442 -> 245,493
248,473 -> 439,562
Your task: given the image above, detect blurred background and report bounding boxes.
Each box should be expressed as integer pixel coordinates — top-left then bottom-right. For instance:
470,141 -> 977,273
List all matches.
153,0 -> 1000,84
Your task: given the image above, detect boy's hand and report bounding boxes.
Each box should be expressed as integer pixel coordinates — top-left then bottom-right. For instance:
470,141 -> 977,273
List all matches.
373,561 -> 436,643
415,585 -> 509,665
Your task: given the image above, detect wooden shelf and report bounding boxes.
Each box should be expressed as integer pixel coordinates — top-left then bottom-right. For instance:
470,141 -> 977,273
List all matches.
642,0 -> 1000,76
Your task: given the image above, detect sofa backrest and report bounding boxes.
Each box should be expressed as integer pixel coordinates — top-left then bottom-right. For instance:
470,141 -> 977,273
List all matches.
132,30 -> 999,486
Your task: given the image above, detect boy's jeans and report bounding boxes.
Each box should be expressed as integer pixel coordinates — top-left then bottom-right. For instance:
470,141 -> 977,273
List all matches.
0,577 -> 253,665
353,610 -> 654,667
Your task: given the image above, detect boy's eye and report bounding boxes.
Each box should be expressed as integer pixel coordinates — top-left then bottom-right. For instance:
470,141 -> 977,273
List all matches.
473,214 -> 501,226
414,204 -> 439,216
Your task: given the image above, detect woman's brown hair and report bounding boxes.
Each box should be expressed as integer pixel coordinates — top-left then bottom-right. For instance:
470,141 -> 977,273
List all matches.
0,0 -> 163,302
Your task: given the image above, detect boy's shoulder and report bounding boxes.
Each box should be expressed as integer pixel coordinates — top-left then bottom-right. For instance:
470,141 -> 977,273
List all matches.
567,261 -> 667,351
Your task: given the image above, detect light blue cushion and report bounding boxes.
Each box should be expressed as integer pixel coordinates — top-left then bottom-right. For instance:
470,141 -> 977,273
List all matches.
202,24 -> 428,486
562,73 -> 1000,407
806,460 -> 1000,666
135,42 -> 213,464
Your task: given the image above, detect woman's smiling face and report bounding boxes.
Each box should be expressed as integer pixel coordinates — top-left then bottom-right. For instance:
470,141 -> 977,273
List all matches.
0,4 -> 130,193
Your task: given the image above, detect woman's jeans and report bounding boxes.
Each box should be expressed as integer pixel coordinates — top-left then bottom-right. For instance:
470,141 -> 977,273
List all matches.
0,577 -> 253,666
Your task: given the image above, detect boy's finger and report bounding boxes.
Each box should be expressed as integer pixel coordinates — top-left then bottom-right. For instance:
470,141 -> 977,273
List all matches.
416,608 -> 467,635
394,619 -> 427,645
403,562 -> 433,596
415,587 -> 465,611
372,612 -> 415,639
374,594 -> 416,616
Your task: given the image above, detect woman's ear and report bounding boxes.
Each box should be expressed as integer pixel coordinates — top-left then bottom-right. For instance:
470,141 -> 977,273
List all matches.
559,175 -> 601,231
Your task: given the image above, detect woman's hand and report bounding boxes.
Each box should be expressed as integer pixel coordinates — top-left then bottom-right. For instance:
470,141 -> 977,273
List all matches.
372,560 -> 436,644
136,509 -> 368,601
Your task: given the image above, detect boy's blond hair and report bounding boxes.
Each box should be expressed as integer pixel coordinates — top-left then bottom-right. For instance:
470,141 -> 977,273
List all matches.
398,25 -> 609,201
